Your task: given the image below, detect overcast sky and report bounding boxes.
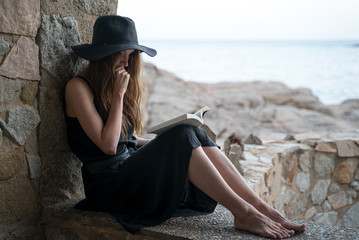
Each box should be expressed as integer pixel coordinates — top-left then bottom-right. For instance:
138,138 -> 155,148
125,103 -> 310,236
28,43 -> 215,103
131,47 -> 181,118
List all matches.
117,0 -> 359,41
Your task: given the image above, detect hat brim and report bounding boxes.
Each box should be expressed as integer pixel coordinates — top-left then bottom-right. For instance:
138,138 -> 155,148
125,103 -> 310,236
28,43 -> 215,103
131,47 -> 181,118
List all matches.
71,43 -> 157,61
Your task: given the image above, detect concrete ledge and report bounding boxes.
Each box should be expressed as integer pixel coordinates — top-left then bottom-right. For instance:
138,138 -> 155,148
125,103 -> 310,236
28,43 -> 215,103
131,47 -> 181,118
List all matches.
43,199 -> 359,240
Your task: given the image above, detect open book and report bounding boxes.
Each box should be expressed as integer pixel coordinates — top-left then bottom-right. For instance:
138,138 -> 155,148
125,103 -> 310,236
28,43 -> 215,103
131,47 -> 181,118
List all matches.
147,106 -> 210,135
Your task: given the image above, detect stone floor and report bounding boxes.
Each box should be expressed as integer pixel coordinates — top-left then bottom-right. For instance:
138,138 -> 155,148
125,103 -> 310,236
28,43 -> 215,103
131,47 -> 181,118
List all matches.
43,199 -> 359,240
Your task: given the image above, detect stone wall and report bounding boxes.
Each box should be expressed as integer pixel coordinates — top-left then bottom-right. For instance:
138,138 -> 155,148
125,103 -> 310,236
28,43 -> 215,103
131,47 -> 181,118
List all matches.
0,0 -> 117,238
226,133 -> 359,228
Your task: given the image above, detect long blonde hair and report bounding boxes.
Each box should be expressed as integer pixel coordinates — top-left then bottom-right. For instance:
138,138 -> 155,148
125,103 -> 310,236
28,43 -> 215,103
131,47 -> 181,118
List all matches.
85,50 -> 143,138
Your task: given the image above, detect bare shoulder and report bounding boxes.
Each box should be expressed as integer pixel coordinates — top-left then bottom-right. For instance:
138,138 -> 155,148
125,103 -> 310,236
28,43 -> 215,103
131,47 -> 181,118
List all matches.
65,77 -> 93,100
65,77 -> 94,117
66,77 -> 90,93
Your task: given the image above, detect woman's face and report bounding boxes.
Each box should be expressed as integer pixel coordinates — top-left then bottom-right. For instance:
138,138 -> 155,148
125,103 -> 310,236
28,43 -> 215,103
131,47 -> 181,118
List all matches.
116,49 -> 135,68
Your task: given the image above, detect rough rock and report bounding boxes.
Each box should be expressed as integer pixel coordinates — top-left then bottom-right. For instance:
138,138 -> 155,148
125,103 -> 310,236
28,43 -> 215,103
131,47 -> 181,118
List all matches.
281,153 -> 298,184
336,140 -> 359,157
295,172 -> 311,193
72,0 -> 117,15
20,81 -> 38,105
244,134 -> 263,145
0,76 -> 22,112
0,0 -> 41,37
321,200 -> 331,212
284,189 -> 296,205
0,36 -> 10,55
333,158 -> 358,184
305,206 -> 317,219
329,182 -> 342,193
0,106 -> 41,146
289,195 -> 308,215
327,190 -> 354,209
0,177 -> 38,225
26,154 -> 41,179
298,151 -> 311,172
0,36 -> 41,80
142,63 -> 359,144
338,202 -> 359,228
331,99 -> 359,128
355,169 -> 359,180
350,181 -> 359,191
313,212 -> 337,226
311,179 -> 330,205
313,153 -> 335,178
315,142 -> 337,153
0,136 -> 24,181
38,14 -> 83,82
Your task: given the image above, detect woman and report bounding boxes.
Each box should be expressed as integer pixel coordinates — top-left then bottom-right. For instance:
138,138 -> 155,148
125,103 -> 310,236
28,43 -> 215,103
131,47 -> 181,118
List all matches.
65,15 -> 305,238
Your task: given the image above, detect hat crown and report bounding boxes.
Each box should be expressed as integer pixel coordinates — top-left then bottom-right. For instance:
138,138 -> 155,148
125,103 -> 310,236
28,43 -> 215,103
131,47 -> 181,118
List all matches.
92,15 -> 138,46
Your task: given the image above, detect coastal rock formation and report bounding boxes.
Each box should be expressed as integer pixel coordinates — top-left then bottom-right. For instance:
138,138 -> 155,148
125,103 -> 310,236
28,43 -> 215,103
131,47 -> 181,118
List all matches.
142,63 -> 359,144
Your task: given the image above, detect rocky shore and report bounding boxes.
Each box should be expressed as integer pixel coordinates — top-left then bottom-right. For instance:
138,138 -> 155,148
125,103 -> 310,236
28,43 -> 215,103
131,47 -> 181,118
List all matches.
141,62 -> 359,145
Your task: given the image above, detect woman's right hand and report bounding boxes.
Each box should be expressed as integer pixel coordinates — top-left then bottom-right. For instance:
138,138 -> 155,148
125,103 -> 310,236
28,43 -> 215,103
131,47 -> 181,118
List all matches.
114,67 -> 130,95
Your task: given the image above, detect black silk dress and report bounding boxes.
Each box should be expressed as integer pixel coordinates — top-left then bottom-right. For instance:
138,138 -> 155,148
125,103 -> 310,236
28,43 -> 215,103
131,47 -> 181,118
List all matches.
66,115 -> 217,234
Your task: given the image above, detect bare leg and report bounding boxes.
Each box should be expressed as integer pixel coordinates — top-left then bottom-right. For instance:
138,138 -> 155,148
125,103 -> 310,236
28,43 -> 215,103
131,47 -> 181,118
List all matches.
203,146 -> 306,232
188,147 -> 294,239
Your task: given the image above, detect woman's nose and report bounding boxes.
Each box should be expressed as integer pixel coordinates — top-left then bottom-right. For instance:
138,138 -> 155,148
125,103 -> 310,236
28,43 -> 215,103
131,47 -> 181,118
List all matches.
119,57 -> 129,67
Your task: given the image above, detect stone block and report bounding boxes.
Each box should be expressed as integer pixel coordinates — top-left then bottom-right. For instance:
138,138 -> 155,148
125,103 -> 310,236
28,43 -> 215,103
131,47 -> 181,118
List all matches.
39,14 -> 83,82
289,194 -> 308,216
333,158 -> 358,184
304,206 -> 317,219
284,189 -> 296,205
0,177 -> 38,225
298,151 -> 311,172
0,0 -> 40,36
0,136 -> 24,181
40,152 -> 84,205
315,142 -> 337,153
338,202 -> 359,228
45,225 -> 80,240
327,190 -> 353,210
0,106 -> 41,146
313,153 -> 335,178
72,0 -> 117,15
229,143 -> 245,160
295,171 -> 310,193
20,81 -> 38,105
355,169 -> 359,180
26,154 -> 41,179
281,153 -> 298,184
329,182 -> 342,193
244,134 -> 262,145
0,36 -> 10,55
0,76 -> 22,112
336,140 -> 359,157
311,179 -> 331,205
321,200 -> 331,212
313,212 -> 337,226
0,36 -> 41,80
228,151 -> 244,175
350,181 -> 359,191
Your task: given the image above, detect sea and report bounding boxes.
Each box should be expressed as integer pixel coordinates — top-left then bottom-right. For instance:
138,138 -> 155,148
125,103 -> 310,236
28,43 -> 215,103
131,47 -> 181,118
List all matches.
141,40 -> 359,105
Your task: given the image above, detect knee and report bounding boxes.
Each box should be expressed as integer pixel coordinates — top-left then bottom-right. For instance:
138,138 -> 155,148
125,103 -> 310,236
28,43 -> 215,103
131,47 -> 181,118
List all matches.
170,125 -> 197,141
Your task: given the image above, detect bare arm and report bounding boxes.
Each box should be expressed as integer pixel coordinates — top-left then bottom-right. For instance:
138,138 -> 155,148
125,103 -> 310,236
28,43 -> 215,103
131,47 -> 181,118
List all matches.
133,132 -> 152,147
65,68 -> 130,155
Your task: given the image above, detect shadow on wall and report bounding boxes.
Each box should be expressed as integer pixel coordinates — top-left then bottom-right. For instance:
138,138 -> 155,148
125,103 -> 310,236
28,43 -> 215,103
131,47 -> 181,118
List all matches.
38,14 -> 87,205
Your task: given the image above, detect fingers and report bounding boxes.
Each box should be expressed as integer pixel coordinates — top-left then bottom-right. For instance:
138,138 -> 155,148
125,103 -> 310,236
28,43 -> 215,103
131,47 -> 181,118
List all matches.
114,67 -> 130,94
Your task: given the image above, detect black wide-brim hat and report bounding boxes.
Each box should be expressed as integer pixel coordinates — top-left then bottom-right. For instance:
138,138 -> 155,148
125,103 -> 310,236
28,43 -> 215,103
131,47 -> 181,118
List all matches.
71,15 -> 157,61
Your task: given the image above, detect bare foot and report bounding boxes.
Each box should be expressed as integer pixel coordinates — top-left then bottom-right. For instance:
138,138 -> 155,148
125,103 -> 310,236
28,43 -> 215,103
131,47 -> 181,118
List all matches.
234,207 -> 295,239
260,207 -> 306,232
